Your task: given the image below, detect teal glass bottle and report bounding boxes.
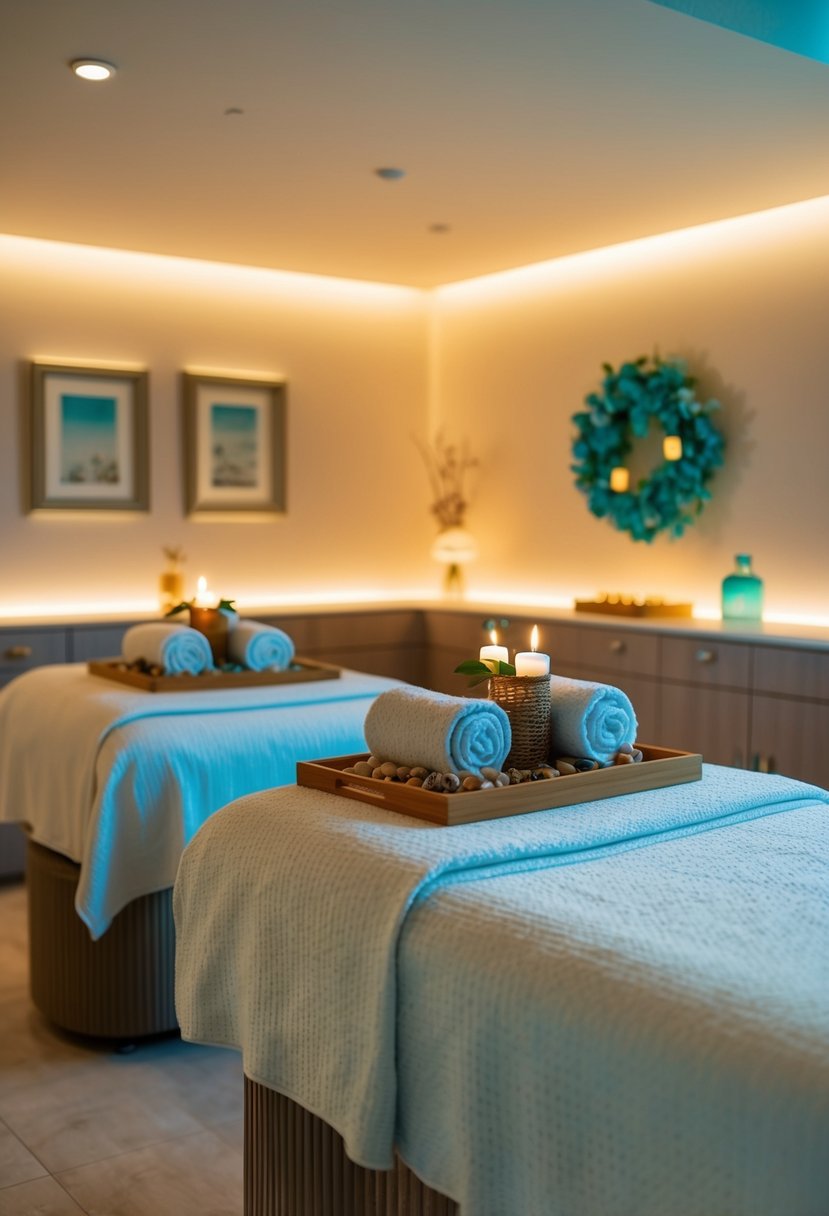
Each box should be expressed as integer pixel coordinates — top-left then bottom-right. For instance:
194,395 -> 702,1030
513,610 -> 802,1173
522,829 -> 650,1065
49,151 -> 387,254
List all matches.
721,554 -> 764,621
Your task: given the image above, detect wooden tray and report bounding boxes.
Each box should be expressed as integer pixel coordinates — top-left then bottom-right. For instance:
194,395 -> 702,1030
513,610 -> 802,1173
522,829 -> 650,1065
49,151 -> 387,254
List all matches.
296,745 -> 702,826
575,599 -> 693,618
88,657 -> 340,692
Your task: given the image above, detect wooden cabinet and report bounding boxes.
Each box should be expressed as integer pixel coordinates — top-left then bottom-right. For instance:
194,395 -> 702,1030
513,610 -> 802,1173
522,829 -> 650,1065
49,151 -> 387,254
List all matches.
658,636 -> 754,767
749,646 -> 829,786
750,693 -> 829,788
659,682 -> 750,768
0,627 -> 67,686
70,624 -> 129,662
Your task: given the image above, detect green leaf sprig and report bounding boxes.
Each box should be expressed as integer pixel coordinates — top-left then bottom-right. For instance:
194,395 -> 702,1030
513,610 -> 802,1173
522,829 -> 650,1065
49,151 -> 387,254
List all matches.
164,597 -> 237,618
454,657 -> 516,688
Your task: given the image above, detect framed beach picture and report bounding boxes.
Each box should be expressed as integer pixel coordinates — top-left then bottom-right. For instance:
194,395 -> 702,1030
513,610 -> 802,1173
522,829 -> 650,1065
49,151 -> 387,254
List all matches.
182,372 -> 286,514
29,362 -> 149,510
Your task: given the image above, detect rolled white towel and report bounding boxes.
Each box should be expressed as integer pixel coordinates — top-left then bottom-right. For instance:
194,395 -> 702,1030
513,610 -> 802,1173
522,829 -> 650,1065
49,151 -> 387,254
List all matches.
549,673 -> 638,765
226,620 -> 295,672
121,622 -> 213,676
364,684 -> 511,776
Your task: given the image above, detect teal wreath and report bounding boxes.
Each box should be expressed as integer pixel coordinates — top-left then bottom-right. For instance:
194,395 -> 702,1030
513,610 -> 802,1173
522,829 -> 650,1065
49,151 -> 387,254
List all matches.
571,356 -> 725,543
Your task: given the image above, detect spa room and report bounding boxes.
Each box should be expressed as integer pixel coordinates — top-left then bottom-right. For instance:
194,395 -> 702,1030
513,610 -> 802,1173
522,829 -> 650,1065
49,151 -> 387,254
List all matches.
1,1 -> 828,1214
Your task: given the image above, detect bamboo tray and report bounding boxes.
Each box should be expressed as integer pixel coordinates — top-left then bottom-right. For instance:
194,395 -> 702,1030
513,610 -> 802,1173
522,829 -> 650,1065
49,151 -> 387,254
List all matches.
296,745 -> 702,826
88,657 -> 340,693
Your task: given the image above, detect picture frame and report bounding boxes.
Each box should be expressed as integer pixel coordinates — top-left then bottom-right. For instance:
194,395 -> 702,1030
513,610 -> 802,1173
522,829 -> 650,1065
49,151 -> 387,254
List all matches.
29,362 -> 149,511
182,372 -> 286,514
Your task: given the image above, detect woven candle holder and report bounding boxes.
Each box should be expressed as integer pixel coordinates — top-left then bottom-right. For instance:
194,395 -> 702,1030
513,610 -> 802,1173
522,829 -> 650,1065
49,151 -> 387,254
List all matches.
488,673 -> 552,770
188,606 -> 228,665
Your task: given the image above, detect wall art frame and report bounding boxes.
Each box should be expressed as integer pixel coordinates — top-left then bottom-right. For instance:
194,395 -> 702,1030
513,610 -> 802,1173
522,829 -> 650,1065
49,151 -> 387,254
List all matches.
182,371 -> 286,514
29,361 -> 149,511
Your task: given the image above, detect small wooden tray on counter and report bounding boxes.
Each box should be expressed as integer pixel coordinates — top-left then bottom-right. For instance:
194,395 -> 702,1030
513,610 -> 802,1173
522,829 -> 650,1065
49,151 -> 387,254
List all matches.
296,745 -> 702,826
575,598 -> 693,618
88,657 -> 341,692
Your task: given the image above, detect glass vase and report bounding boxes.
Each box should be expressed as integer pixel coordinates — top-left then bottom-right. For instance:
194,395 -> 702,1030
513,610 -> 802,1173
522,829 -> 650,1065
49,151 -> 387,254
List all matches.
721,554 -> 764,622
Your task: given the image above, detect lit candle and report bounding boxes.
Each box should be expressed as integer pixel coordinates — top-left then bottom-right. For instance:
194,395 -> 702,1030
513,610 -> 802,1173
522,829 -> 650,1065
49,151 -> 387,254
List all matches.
609,466 -> 629,493
479,628 -> 509,672
193,575 -> 218,608
663,435 -> 683,462
514,625 -> 551,677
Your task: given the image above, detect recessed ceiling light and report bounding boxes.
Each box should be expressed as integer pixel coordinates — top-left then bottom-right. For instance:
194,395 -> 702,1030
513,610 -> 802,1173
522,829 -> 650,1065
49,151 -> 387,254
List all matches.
374,167 -> 406,181
70,59 -> 117,82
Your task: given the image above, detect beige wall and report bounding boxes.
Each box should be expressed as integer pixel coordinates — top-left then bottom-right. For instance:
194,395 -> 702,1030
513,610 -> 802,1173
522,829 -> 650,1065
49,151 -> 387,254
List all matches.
433,196 -> 829,621
2,194 -> 828,623
0,237 -> 432,614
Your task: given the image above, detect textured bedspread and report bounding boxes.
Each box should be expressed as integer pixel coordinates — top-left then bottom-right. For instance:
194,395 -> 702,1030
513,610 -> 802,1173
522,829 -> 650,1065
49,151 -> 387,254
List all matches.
0,663 -> 400,936
173,765 -> 829,1214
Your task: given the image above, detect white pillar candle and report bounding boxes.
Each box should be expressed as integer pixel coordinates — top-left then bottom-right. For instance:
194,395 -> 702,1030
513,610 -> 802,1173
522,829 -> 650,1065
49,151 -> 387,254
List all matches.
480,643 -> 509,671
514,625 -> 550,676
514,651 -> 551,676
480,628 -> 509,671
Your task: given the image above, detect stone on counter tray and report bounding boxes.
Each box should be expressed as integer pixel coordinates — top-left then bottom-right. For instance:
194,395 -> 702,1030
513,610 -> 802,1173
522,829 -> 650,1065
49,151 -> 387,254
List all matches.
422,771 -> 444,792
353,761 -> 374,778
380,761 -> 398,778
442,773 -> 461,792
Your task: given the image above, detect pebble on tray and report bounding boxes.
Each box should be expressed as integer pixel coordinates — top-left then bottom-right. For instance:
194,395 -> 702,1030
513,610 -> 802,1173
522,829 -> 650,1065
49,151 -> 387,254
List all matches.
344,745 -> 643,791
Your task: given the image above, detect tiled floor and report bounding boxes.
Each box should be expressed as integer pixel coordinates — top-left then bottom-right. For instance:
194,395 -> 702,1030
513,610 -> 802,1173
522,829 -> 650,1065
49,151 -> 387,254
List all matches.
0,880 -> 244,1215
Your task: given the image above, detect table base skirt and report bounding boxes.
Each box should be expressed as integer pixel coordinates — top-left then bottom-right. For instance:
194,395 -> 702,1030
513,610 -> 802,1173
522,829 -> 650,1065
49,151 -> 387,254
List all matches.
244,1078 -> 458,1216
27,839 -> 177,1040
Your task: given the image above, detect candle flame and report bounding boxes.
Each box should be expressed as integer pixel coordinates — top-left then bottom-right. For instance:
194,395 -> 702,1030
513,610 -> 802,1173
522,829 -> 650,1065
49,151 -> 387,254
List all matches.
489,628 -> 498,645
530,625 -> 539,652
197,576 -> 207,595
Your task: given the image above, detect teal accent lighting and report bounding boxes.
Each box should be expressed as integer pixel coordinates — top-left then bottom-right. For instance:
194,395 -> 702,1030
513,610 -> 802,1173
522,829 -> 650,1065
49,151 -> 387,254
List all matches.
721,554 -> 764,621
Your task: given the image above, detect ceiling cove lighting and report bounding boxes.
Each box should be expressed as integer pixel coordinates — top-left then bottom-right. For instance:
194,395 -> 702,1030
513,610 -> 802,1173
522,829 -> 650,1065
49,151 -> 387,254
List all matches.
70,59 -> 117,81
436,194 -> 829,301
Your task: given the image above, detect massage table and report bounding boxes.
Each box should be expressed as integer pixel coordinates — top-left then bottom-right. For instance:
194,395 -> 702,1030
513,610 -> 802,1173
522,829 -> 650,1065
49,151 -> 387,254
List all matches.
0,662 -> 402,1039
175,766 -> 829,1216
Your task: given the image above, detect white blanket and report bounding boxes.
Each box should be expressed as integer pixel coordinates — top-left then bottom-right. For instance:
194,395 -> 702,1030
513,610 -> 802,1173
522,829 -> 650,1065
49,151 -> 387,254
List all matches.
173,763 -> 829,1215
0,663 -> 400,937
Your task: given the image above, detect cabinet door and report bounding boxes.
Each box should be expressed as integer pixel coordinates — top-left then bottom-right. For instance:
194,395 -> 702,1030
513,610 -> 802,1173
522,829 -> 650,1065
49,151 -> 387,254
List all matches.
660,682 -> 749,768
0,628 -> 67,685
70,625 -> 129,661
750,695 -> 829,788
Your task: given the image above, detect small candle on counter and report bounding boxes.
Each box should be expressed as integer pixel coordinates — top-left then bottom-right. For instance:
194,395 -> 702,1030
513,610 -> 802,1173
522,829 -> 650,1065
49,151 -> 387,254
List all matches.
514,625 -> 551,677
193,575 -> 218,608
479,628 -> 509,672
609,466 -> 629,493
663,435 -> 683,462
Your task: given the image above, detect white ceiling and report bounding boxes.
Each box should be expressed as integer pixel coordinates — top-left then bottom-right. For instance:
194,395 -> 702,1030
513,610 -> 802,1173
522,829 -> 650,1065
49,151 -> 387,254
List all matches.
3,0 -> 829,287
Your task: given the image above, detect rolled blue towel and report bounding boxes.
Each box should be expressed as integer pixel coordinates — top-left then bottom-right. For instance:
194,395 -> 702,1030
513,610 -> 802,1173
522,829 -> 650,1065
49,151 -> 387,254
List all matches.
227,620 -> 295,672
121,622 -> 212,676
549,673 -> 638,765
364,684 -> 511,776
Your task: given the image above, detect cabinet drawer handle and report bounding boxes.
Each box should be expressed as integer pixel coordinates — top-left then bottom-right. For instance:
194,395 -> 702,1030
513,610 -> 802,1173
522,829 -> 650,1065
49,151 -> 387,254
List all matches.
4,645 -> 33,660
694,648 -> 716,664
609,639 -> 626,654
